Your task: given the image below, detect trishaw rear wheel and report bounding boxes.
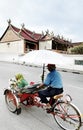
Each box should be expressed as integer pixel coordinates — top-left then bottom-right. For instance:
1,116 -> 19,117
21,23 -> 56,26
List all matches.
5,90 -> 21,114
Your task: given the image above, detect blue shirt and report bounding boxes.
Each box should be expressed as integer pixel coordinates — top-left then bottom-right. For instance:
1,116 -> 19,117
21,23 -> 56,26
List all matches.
44,70 -> 63,88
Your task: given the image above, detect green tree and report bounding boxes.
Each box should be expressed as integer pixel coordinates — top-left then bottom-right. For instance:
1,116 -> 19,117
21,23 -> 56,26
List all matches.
70,45 -> 83,54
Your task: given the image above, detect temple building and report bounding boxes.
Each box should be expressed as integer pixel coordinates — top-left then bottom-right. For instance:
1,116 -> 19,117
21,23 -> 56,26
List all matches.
0,20 -> 72,54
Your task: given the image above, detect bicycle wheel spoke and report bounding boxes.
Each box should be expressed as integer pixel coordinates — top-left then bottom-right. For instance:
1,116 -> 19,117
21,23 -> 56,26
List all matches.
67,114 -> 81,122
5,91 -> 17,112
53,102 -> 81,130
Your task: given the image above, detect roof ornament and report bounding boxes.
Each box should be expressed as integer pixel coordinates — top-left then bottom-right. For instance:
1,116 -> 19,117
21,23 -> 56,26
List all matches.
46,29 -> 49,35
50,31 -> 54,37
7,19 -> 11,25
21,23 -> 25,29
57,34 -> 60,39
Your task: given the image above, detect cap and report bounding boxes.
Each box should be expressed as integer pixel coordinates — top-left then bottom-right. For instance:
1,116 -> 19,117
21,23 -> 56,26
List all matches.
47,64 -> 56,69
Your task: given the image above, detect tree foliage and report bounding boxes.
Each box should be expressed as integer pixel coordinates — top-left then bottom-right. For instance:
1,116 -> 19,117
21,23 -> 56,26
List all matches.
70,45 -> 83,54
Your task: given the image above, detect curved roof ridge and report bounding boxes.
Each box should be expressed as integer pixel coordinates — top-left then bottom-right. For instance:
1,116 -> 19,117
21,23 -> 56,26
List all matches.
23,28 -> 42,40
9,24 -> 38,42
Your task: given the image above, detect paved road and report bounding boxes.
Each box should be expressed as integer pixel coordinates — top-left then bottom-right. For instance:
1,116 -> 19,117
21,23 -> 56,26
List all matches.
0,62 -> 83,130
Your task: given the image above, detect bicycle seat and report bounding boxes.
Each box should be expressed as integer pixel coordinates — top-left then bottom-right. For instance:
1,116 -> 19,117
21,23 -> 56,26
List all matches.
53,94 -> 63,99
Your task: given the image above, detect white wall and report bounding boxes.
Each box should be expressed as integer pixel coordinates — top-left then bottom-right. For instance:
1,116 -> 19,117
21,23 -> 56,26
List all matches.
63,54 -> 83,63
0,40 -> 24,54
62,54 -> 83,71
39,40 -> 52,49
0,53 -> 83,72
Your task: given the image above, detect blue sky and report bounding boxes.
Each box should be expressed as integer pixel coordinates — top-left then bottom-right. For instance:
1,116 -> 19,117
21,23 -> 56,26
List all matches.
0,0 -> 83,42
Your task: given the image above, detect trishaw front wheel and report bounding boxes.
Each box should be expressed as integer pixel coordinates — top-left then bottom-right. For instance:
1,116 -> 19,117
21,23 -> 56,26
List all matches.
5,90 -> 21,114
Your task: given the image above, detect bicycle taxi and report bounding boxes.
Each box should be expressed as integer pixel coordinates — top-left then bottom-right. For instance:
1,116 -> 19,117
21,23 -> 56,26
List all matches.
4,78 -> 82,130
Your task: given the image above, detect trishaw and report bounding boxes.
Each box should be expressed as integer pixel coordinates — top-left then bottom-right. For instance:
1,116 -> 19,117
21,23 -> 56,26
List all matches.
4,79 -> 82,130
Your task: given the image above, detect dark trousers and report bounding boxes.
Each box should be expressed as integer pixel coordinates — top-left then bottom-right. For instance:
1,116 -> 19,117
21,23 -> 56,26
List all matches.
38,87 -> 63,103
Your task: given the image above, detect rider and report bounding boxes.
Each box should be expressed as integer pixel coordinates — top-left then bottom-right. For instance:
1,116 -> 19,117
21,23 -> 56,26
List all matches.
37,64 -> 63,108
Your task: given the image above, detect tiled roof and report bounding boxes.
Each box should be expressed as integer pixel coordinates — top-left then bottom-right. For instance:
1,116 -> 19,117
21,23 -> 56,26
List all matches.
19,29 -> 38,42
24,28 -> 42,40
11,24 -> 20,33
11,24 -> 41,42
40,34 -> 72,46
54,37 -> 71,45
0,23 -> 72,46
0,24 -> 42,43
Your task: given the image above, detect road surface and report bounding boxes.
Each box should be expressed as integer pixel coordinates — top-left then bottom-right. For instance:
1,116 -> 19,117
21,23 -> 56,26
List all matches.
0,62 -> 83,130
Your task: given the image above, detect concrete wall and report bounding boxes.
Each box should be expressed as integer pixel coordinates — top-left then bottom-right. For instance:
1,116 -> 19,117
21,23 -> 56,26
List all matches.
0,40 -> 24,54
0,53 -> 83,73
62,54 -> 83,72
39,40 -> 52,49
